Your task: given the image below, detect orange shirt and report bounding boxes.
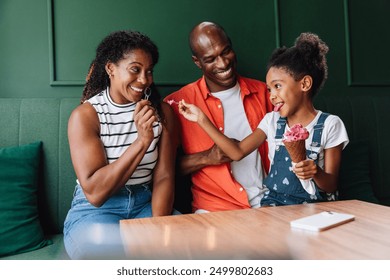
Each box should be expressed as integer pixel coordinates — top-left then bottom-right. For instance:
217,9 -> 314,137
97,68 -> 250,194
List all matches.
164,75 -> 272,212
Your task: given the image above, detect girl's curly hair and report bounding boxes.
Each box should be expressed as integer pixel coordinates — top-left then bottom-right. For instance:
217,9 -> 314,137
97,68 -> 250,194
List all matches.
267,32 -> 329,98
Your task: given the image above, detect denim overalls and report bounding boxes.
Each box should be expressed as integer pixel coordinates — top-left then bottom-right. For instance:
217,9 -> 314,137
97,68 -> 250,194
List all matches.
261,113 -> 336,206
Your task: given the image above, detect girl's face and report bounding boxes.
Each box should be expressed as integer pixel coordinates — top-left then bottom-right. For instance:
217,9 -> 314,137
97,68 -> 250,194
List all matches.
266,67 -> 306,118
107,49 -> 154,104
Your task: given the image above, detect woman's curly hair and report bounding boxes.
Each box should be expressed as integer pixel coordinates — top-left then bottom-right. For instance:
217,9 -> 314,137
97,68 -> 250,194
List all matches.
81,30 -> 163,118
267,32 -> 329,98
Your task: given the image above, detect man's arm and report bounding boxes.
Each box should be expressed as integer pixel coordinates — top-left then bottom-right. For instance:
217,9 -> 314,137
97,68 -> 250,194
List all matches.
179,144 -> 233,176
166,97 -> 233,176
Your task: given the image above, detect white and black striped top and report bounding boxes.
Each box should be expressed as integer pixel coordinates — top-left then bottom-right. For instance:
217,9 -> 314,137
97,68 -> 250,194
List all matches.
87,88 -> 162,185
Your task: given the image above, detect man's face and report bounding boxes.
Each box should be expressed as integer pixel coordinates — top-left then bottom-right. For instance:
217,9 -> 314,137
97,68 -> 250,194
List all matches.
192,30 -> 237,93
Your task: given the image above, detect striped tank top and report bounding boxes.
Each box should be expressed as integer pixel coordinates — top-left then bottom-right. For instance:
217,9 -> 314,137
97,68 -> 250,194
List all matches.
87,88 -> 162,185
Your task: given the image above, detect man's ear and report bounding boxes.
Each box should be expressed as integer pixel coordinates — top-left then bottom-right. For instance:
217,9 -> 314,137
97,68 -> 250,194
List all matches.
301,75 -> 313,93
192,55 -> 202,69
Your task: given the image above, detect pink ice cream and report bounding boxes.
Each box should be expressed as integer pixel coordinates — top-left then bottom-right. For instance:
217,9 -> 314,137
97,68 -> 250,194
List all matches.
166,99 -> 179,106
282,124 -> 309,163
283,124 -> 309,142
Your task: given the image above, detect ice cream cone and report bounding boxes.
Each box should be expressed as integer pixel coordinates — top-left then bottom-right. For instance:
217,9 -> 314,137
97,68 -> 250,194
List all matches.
283,139 -> 306,163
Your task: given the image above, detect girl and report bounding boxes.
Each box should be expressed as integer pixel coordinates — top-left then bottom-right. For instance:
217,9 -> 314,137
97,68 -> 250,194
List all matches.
179,32 -> 348,206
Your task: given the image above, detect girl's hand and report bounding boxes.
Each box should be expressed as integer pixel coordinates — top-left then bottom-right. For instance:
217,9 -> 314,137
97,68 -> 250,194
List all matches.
134,100 -> 157,144
178,100 -> 204,123
293,159 -> 318,180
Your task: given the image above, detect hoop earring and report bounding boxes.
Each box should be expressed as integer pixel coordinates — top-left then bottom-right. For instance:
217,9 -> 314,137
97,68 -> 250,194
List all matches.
144,87 -> 152,100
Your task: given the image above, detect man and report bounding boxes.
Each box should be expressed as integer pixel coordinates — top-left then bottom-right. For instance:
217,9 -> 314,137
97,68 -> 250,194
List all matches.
164,21 -> 273,213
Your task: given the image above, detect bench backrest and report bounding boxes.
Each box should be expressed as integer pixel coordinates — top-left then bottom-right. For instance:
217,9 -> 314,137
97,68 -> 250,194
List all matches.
0,98 -> 79,234
314,95 -> 390,206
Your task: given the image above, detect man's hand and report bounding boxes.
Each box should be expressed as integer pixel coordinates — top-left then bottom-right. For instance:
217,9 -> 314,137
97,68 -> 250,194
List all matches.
179,139 -> 238,175
206,138 -> 239,165
206,144 -> 232,165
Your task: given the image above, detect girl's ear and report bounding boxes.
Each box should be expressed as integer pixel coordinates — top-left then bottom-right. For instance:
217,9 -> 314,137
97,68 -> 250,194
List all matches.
301,75 -> 313,93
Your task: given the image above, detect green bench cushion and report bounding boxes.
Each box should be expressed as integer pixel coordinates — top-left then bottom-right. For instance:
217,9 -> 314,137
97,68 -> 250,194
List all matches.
0,142 -> 51,257
0,234 -> 69,260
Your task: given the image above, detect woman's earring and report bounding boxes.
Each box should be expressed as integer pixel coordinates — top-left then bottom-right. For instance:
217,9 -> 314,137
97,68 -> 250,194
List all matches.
144,87 -> 151,100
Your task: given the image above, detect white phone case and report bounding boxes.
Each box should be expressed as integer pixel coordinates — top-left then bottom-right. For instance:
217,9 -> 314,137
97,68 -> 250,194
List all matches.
290,211 -> 355,231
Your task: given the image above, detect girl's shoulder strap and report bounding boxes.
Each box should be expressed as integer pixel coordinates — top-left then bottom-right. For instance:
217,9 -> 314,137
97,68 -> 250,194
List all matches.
275,116 -> 287,139
311,112 -> 330,147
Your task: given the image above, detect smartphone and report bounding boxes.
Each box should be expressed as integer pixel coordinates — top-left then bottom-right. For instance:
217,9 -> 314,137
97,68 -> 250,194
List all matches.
290,211 -> 355,231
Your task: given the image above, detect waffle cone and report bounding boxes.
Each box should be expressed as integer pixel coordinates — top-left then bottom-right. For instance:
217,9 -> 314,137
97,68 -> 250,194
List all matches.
283,140 -> 306,163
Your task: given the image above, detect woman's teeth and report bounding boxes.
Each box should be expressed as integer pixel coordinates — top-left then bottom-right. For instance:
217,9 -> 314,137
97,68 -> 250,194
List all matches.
130,86 -> 143,92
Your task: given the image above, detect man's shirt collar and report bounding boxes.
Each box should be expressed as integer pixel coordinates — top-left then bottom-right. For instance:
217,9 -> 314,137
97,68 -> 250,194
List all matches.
199,75 -> 252,100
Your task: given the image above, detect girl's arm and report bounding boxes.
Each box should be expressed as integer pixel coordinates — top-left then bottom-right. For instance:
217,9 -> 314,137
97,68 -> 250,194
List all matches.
151,102 -> 176,216
179,100 -> 266,161
293,144 -> 343,193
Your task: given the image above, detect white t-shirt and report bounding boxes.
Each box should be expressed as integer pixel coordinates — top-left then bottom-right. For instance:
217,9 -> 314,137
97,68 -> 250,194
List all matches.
211,83 -> 265,208
258,111 -> 349,170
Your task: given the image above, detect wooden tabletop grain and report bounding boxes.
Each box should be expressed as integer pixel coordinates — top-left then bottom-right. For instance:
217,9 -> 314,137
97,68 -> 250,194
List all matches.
120,200 -> 390,259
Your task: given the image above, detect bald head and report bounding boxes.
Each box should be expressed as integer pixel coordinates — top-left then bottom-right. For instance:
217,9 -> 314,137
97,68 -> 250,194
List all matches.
187,21 -> 237,92
189,22 -> 231,57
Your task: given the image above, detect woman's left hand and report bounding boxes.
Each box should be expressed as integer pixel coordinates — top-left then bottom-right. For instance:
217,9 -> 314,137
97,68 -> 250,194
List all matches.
293,159 -> 317,180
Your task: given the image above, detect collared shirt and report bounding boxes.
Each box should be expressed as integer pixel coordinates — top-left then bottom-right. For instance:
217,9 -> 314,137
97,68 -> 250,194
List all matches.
164,75 -> 273,212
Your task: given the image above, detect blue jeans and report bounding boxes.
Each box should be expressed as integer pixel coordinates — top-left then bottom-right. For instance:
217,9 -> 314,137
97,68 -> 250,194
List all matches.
64,183 -> 168,259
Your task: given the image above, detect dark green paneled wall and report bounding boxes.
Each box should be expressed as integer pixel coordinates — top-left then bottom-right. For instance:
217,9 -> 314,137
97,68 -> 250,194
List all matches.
1,0 -> 389,99
50,0 -> 276,86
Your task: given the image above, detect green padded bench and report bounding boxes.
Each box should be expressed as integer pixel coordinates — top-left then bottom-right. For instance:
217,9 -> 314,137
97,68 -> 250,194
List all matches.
314,95 -> 389,206
0,98 -> 79,259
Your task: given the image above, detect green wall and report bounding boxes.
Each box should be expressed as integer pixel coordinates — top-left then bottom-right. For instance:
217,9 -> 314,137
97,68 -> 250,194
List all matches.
1,0 -> 389,99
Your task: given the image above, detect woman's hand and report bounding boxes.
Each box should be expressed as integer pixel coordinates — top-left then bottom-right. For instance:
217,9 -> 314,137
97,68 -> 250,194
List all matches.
178,100 -> 204,123
134,100 -> 157,144
293,159 -> 318,180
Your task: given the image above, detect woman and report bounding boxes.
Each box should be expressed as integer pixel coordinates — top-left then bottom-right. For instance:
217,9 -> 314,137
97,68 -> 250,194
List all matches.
64,30 -> 177,259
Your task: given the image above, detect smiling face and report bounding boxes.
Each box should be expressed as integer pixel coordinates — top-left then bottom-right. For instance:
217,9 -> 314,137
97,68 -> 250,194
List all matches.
266,67 -> 307,118
191,27 -> 237,93
106,49 -> 154,104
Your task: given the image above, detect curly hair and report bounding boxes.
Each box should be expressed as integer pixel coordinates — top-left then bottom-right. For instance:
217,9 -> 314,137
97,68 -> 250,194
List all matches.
267,32 -> 329,98
81,30 -> 162,116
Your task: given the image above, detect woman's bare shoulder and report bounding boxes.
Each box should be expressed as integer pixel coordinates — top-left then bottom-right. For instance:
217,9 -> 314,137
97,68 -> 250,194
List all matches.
68,102 -> 99,131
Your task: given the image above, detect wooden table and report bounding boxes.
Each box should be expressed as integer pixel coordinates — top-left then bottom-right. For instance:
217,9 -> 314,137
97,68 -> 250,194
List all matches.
120,200 -> 390,259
